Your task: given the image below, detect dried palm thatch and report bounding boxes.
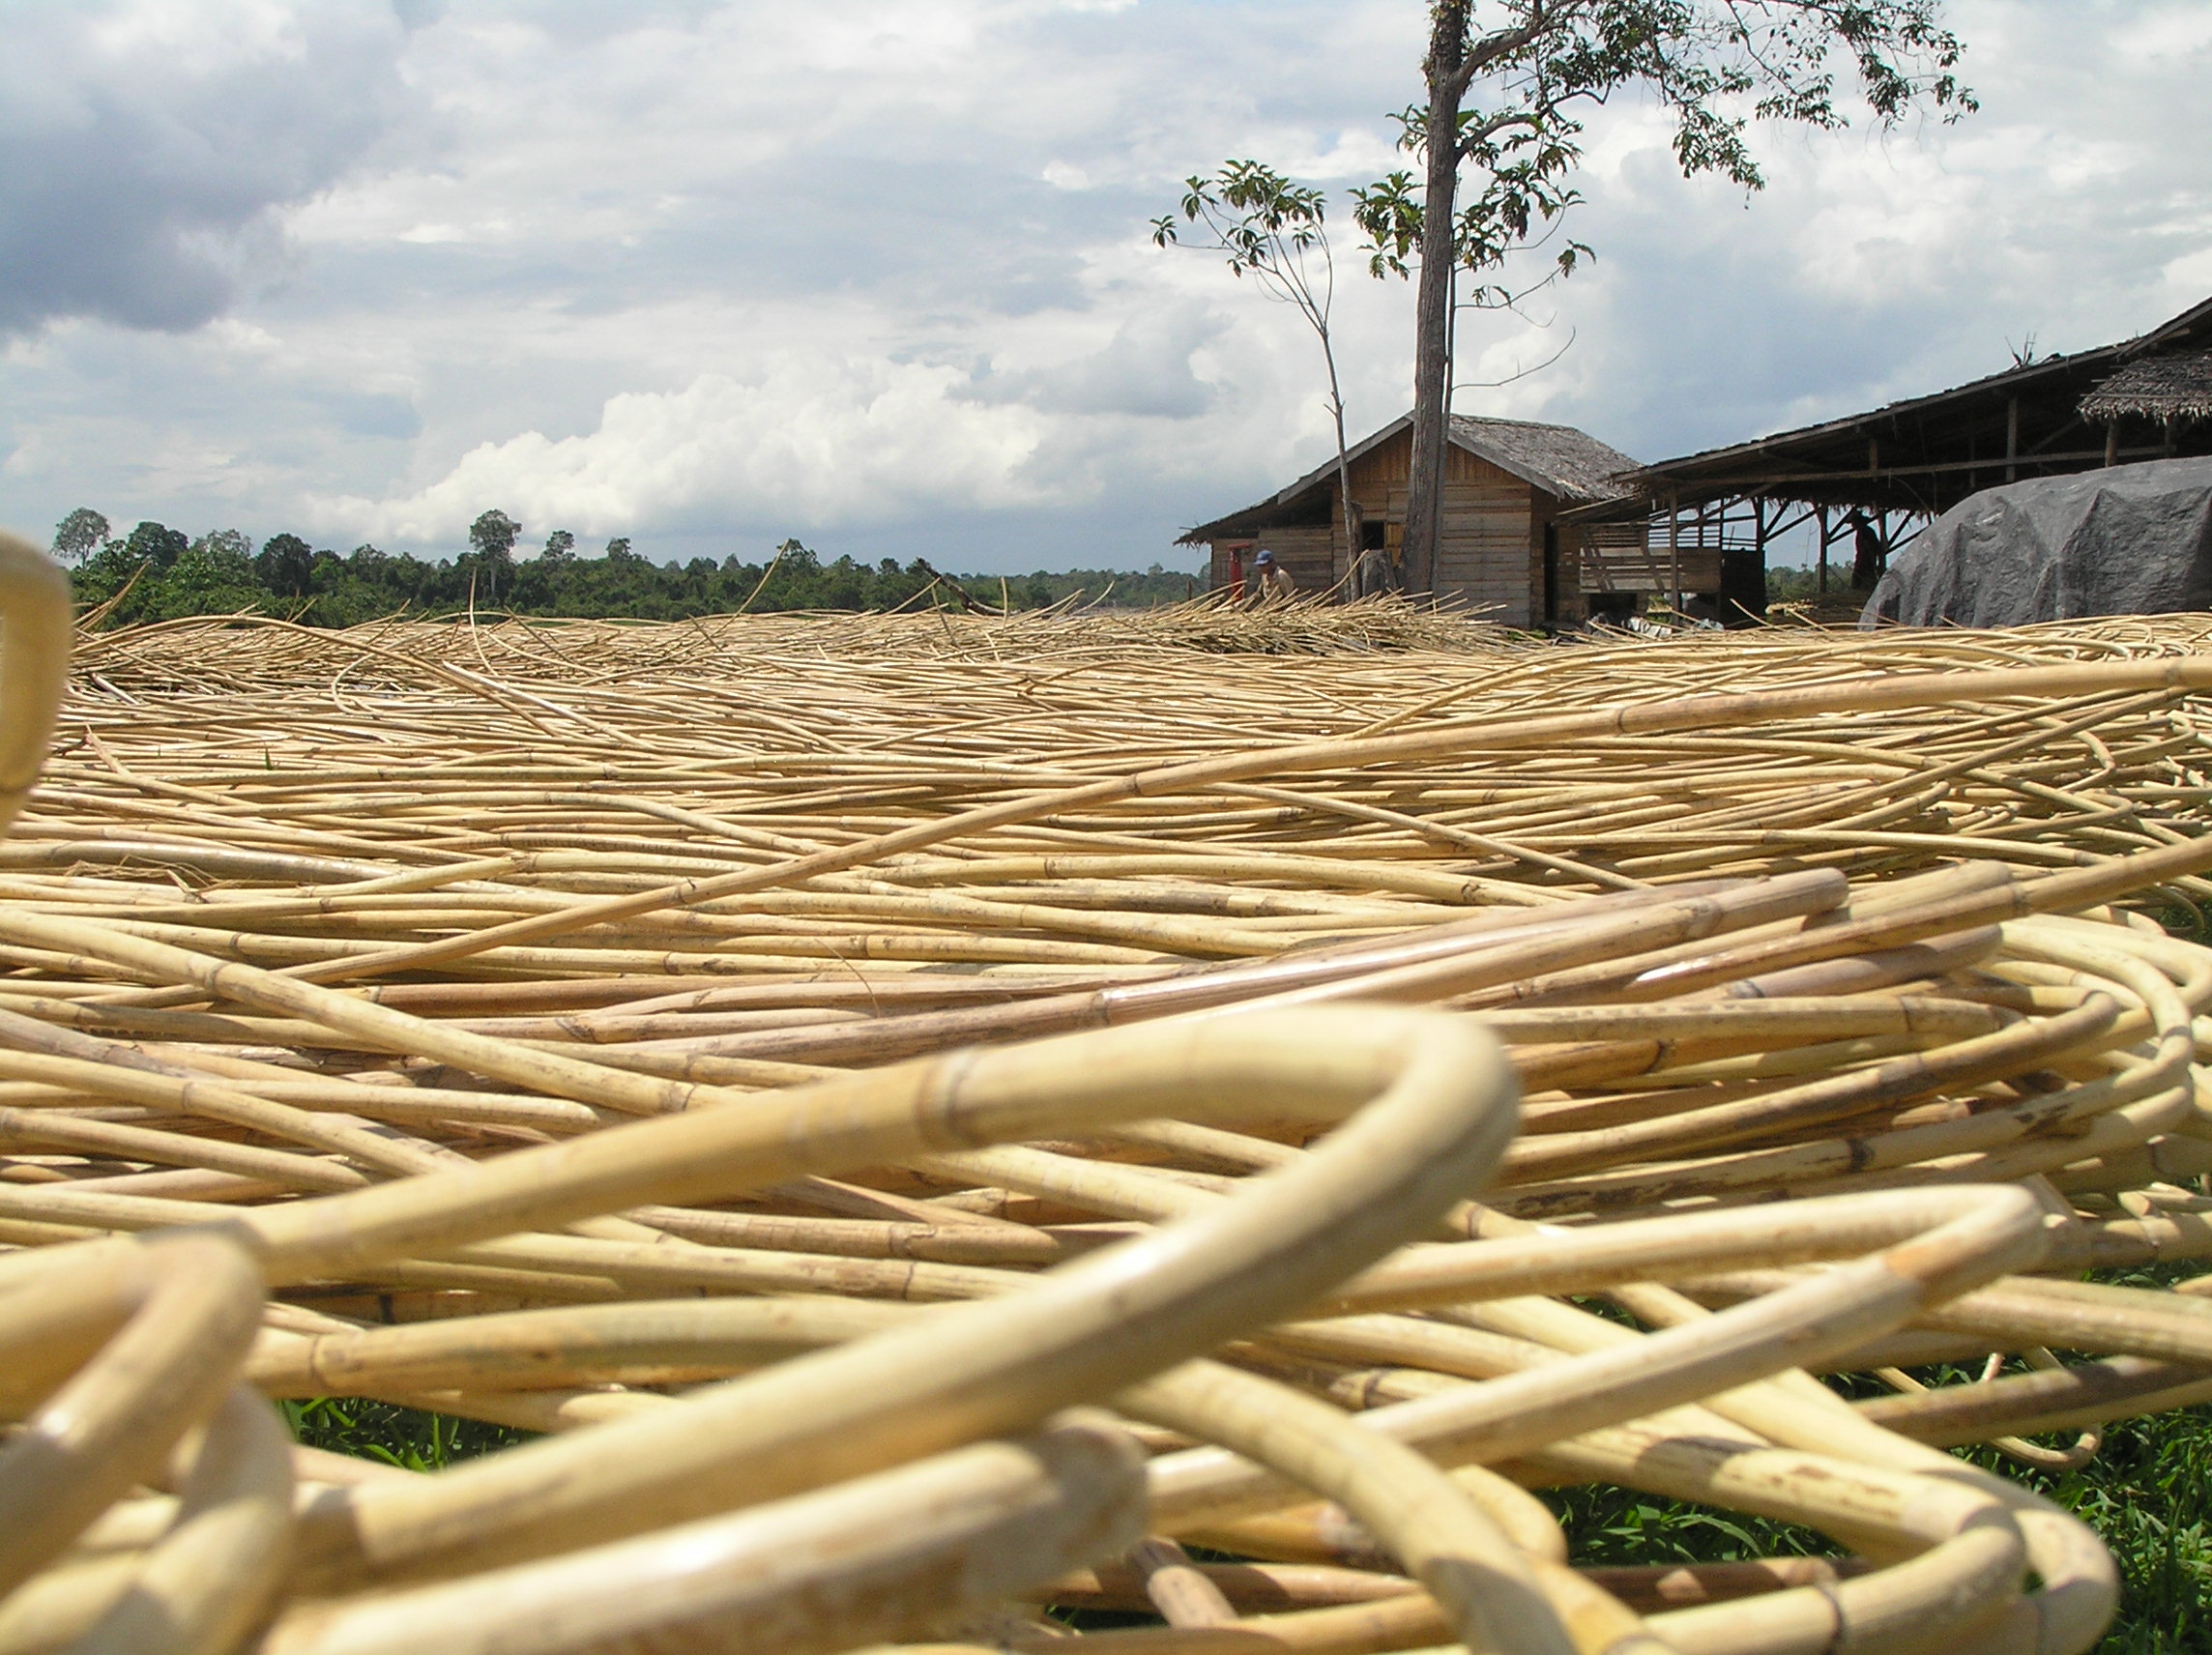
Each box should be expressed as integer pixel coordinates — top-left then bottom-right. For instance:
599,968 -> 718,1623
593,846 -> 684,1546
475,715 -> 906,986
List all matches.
17,564 -> 2212,1653
2081,349 -> 2212,423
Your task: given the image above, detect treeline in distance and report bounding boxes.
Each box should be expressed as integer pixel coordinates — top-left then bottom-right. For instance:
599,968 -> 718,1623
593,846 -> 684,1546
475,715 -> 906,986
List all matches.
49,508 -> 1203,628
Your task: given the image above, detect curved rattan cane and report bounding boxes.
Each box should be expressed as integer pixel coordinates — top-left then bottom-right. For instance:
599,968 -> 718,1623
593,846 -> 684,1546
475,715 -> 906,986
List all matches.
258,1415 -> 1147,1655
0,1234 -> 262,1598
23,601 -> 2212,1654
0,530 -> 70,838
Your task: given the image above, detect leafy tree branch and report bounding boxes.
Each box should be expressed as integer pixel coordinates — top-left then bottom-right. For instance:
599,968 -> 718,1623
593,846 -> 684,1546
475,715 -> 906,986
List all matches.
1380,0 -> 1974,594
1155,160 -> 1360,559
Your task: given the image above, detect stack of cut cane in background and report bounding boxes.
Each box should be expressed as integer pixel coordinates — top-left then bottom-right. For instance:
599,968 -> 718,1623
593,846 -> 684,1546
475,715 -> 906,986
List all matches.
14,537 -> 2212,1654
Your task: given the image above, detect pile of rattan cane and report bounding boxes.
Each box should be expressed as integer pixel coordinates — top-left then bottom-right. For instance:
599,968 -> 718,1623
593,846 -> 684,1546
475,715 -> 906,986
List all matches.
15,529 -> 2212,1654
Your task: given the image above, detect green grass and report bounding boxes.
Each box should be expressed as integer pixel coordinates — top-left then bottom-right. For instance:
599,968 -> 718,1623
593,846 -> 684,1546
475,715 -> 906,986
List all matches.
282,1397 -> 528,1472
1541,1481 -> 1830,1570
1974,1407 -> 2212,1652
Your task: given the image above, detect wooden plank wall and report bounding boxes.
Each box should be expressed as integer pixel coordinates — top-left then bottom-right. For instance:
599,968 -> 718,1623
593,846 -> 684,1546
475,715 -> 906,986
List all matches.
1345,433 -> 1541,624
1378,483 -> 1530,623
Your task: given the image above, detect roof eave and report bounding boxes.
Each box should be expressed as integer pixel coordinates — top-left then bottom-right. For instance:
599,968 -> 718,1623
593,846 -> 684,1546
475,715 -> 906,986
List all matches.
2080,401 -> 2212,421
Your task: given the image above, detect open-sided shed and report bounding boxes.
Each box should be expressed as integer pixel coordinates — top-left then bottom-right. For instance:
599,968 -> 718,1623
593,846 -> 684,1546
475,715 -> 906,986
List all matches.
1563,294 -> 2212,607
1179,413 -> 1640,627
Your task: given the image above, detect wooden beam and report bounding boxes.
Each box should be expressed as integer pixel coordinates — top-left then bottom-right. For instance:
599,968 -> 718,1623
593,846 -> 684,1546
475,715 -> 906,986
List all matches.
1621,444 -> 2181,492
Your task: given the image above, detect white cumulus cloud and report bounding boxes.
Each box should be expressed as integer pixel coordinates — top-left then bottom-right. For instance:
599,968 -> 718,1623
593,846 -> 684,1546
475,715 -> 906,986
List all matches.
321,356 -> 1051,543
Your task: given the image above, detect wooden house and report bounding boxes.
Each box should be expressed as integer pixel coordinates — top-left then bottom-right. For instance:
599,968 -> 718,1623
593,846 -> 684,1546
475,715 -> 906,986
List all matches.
1179,413 -> 1642,626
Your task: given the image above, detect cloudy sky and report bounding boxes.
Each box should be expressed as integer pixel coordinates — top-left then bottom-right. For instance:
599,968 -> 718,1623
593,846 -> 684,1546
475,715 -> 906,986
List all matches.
1,0 -> 2205,574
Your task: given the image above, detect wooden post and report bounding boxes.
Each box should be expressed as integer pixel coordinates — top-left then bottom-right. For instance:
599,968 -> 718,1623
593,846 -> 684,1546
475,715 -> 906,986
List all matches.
1816,507 -> 1828,596
1749,499 -> 1770,626
2005,396 -> 2020,483
2105,421 -> 2120,467
1667,494 -> 1683,619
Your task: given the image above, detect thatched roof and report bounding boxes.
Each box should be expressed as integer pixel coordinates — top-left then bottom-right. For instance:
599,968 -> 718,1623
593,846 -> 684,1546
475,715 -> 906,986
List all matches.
1448,414 -> 1643,503
1179,412 -> 1641,542
2081,349 -> 2212,421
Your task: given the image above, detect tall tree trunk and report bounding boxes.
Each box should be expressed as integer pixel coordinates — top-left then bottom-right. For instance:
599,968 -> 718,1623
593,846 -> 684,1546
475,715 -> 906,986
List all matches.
1404,1 -> 1468,599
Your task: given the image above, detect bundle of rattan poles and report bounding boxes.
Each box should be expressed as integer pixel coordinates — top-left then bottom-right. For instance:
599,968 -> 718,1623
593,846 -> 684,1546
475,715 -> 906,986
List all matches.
19,529 -> 2212,1653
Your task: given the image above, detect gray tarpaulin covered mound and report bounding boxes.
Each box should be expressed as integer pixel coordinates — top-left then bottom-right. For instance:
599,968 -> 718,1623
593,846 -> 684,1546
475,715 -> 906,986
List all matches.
1863,455 -> 2212,627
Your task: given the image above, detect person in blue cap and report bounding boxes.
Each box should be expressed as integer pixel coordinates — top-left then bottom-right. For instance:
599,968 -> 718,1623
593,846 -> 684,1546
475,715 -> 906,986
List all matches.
1250,547 -> 1296,604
